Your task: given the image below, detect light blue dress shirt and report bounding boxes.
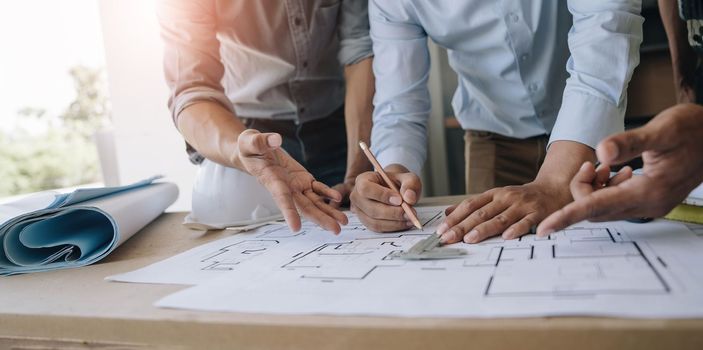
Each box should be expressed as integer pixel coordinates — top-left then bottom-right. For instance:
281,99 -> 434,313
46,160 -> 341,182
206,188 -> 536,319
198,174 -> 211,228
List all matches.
369,0 -> 644,175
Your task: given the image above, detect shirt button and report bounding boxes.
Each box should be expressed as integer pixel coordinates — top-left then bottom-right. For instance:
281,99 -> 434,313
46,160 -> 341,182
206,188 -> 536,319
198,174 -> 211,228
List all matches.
299,107 -> 306,114
302,61 -> 308,68
529,83 -> 539,92
520,54 -> 529,61
294,17 -> 302,26
509,13 -> 519,23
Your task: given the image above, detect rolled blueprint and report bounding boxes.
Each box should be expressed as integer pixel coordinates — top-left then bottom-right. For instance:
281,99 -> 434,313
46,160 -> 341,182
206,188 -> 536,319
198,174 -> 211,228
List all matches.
0,177 -> 178,275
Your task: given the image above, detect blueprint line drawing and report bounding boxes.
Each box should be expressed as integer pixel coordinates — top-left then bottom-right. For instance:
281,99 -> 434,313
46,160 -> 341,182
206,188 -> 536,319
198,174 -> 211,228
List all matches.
156,218 -> 703,318
242,226 -> 673,299
474,228 -> 672,298
280,234 -> 427,280
200,240 -> 281,271
106,205 -> 703,318
107,206 -> 447,285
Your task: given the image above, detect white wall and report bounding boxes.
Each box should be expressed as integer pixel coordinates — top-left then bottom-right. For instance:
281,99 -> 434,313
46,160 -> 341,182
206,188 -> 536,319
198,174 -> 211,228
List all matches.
98,0 -> 194,211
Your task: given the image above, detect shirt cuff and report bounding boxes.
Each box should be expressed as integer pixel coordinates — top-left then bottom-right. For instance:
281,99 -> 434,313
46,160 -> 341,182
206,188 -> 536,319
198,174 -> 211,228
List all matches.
172,87 -> 236,125
338,36 -> 374,66
375,146 -> 423,176
549,91 -> 625,149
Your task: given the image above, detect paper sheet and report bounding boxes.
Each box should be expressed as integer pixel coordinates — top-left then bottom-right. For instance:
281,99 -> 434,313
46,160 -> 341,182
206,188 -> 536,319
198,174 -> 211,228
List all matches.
107,207 -> 445,285
152,207 -> 703,318
685,223 -> 703,237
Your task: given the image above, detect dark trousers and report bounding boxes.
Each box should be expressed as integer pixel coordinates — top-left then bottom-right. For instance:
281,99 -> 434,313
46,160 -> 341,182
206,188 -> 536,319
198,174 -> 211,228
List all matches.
243,107 -> 347,187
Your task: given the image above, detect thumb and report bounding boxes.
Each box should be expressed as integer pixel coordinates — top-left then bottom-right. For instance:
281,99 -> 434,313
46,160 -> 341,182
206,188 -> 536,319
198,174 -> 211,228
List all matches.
238,129 -> 283,157
394,172 -> 422,205
596,126 -> 657,166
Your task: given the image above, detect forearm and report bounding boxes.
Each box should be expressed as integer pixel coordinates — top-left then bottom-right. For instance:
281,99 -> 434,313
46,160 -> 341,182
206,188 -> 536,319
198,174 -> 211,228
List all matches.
343,57 -> 375,181
177,101 -> 247,170
659,0 -> 698,103
535,141 -> 596,190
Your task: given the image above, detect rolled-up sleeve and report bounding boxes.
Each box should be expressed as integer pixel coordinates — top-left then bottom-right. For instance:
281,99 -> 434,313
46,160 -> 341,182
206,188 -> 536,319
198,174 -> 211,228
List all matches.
338,0 -> 374,66
369,0 -> 430,175
156,0 -> 235,125
550,0 -> 644,148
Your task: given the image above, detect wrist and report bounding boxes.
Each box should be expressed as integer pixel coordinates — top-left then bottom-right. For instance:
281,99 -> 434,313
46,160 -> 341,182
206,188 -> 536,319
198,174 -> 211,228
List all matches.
228,133 -> 247,171
384,163 -> 411,174
177,102 -> 247,171
532,170 -> 573,191
344,152 -> 373,184
533,141 -> 595,189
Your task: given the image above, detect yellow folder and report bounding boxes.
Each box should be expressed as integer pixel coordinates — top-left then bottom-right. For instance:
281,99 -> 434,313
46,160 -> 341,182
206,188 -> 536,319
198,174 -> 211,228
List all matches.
665,204 -> 703,224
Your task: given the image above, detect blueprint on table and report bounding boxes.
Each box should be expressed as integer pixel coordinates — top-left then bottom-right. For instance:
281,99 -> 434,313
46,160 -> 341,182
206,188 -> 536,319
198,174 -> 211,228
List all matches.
0,177 -> 178,275
107,207 -> 446,285
110,204 -> 703,318
151,206 -> 703,318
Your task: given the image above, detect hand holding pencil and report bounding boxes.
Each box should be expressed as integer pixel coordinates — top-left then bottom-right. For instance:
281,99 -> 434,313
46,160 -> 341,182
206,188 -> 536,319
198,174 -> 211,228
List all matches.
350,142 -> 424,232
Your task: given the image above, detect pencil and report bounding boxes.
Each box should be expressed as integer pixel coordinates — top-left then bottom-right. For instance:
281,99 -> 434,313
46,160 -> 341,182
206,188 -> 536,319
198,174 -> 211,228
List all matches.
358,141 -> 423,230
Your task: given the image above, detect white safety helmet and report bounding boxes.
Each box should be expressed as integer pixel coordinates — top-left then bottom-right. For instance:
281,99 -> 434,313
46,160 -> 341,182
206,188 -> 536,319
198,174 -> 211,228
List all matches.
185,159 -> 282,230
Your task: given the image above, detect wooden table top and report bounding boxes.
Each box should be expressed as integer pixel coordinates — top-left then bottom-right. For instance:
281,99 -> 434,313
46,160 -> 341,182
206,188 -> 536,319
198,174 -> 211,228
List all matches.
1,196 -> 702,350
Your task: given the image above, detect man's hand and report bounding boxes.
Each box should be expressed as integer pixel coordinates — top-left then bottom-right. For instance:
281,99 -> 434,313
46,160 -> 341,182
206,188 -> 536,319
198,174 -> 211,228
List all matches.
437,140 -> 594,243
350,164 -> 422,232
436,180 -> 573,244
538,103 -> 703,235
236,129 -> 349,234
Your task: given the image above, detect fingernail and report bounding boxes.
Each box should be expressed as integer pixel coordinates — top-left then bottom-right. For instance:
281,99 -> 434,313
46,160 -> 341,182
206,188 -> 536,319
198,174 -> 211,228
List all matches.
580,162 -> 590,171
466,230 -> 479,243
606,141 -> 619,160
440,230 -> 453,244
502,229 -> 513,240
267,134 -> 282,147
404,190 -> 416,203
538,229 -> 554,237
437,223 -> 448,235
598,141 -> 618,163
389,196 -> 402,206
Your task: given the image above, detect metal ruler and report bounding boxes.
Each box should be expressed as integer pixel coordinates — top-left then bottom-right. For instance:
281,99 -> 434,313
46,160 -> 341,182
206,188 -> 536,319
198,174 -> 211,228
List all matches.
390,233 -> 467,260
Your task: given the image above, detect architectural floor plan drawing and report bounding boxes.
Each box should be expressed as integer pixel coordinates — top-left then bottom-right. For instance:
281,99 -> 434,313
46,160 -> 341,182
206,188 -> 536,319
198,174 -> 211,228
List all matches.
108,205 -> 703,318
200,239 -> 281,271
107,206 -> 445,285
468,227 -> 669,297
154,208 -> 703,318
228,226 -> 669,298
106,234 -> 288,285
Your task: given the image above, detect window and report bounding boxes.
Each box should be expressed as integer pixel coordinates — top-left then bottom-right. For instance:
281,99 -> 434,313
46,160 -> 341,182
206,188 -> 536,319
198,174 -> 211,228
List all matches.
0,0 -> 110,199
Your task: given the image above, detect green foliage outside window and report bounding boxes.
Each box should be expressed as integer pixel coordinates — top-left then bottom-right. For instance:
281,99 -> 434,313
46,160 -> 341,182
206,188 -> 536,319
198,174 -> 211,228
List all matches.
0,65 -> 110,197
